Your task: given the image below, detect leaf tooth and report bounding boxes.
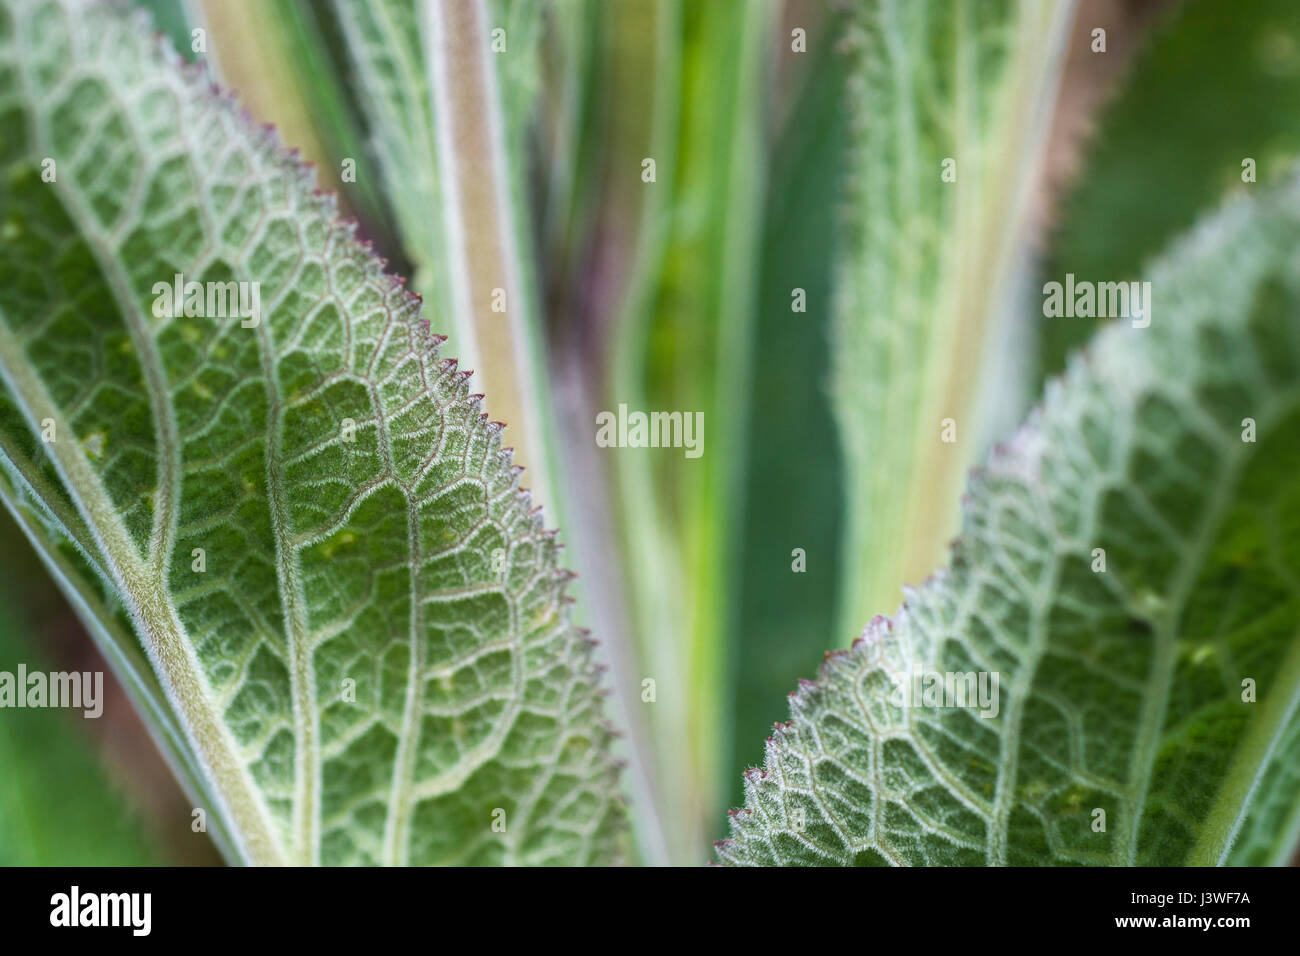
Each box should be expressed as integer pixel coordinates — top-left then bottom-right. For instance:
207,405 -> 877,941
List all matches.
856,613 -> 892,648
818,648 -> 851,679
788,678 -> 821,716
740,774 -> 765,809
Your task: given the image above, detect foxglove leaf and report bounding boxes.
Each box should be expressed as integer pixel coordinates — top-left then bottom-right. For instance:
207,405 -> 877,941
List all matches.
0,0 -> 623,866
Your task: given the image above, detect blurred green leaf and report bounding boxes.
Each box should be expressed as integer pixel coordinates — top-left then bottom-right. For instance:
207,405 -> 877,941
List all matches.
604,0 -> 775,864
1040,0 -> 1300,385
831,0 -> 1073,643
728,15 -> 848,817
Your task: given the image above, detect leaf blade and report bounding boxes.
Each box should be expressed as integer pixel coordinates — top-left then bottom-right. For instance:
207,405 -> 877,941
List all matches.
0,0 -> 623,866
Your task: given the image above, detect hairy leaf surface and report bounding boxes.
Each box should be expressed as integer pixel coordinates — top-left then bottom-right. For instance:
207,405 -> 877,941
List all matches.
718,178 -> 1300,866
326,0 -> 554,499
0,0 -> 622,866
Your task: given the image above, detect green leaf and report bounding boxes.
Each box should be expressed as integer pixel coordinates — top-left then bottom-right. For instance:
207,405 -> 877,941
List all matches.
254,0 -> 671,861
729,12 -> 849,821
831,0 -> 1074,644
717,175 -> 1300,866
1222,712 -> 1300,865
0,0 -> 622,865
601,0 -> 775,864
322,0 -> 556,503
